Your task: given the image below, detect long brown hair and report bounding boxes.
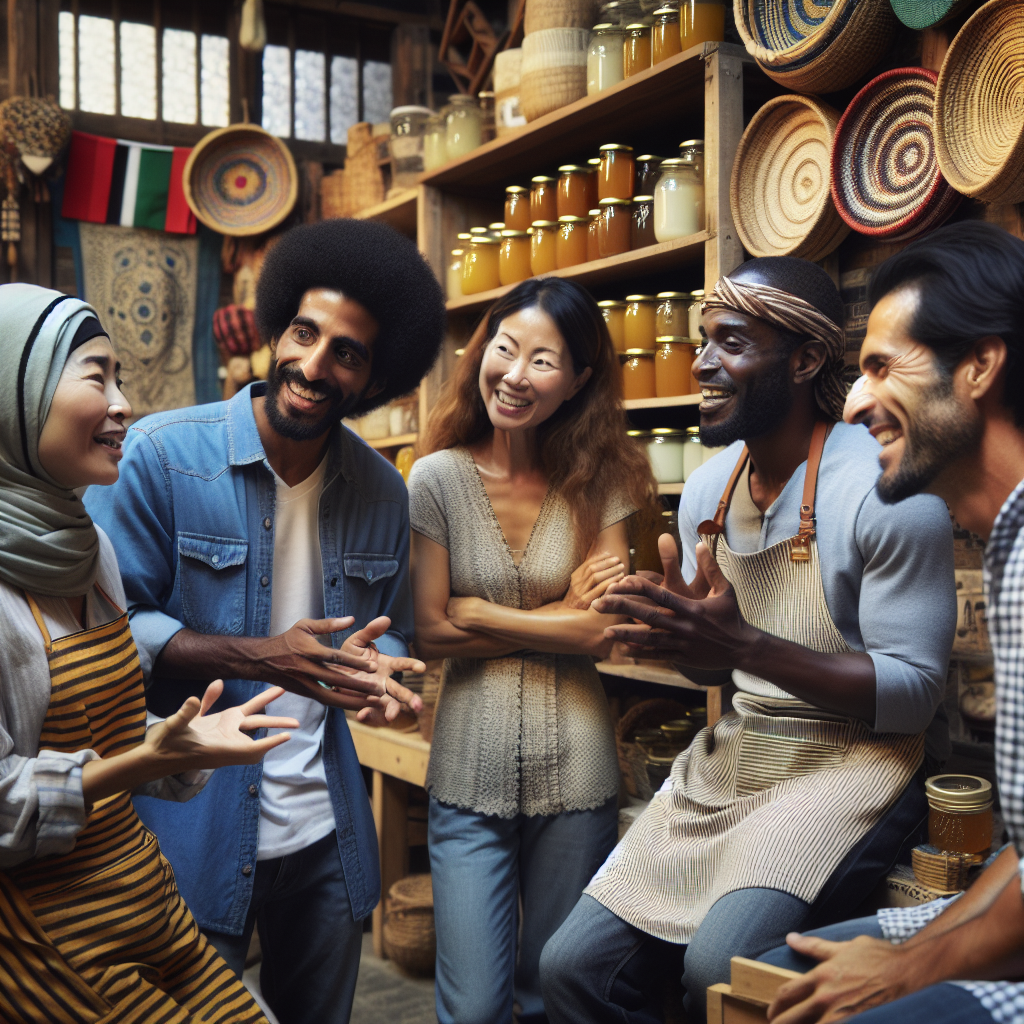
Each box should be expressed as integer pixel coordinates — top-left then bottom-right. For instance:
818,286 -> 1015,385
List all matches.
420,278 -> 659,560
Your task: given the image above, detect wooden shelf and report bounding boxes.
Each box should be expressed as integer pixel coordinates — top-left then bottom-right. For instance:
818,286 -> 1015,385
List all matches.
353,189 -> 418,237
365,432 -> 417,450
597,659 -> 704,691
624,393 -> 702,411
658,482 -> 684,495
446,232 -> 708,313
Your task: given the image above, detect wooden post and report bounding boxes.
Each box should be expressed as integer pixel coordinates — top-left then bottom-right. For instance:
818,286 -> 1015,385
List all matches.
371,768 -> 409,958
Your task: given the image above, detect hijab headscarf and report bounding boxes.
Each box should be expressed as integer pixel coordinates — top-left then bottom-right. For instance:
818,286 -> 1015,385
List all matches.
0,284 -> 108,597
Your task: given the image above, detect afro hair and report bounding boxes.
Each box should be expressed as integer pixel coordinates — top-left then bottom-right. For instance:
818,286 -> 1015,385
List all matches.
255,218 -> 446,416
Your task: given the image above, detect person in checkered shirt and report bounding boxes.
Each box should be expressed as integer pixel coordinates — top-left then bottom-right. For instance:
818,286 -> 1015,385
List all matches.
758,221 -> 1024,1024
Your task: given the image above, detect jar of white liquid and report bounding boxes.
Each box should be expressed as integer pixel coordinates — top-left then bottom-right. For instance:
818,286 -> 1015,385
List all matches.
647,427 -> 686,483
653,155 -> 704,241
682,426 -> 703,480
587,23 -> 625,94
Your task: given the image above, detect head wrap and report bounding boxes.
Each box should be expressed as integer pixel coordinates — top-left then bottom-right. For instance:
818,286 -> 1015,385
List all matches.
0,284 -> 106,597
702,276 -> 849,421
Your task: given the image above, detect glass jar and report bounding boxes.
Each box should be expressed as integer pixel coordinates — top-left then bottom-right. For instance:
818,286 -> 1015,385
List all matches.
656,291 -> 689,336
469,225 -> 489,236
654,155 -> 704,241
624,294 -> 658,349
499,230 -> 533,285
395,445 -> 417,482
635,154 -> 663,196
447,248 -> 465,299
531,175 -> 558,223
623,23 -> 652,78
926,775 -> 994,855
557,165 -> 593,218
688,288 -> 705,339
556,216 -> 589,268
423,113 -> 447,170
461,236 -> 500,294
621,349 -> 657,401
505,185 -> 531,231
389,105 -> 432,186
680,0 -> 725,50
478,90 -> 496,144
598,299 -> 628,351
598,198 -> 632,257
530,220 -> 559,275
587,23 -> 626,94
598,143 -> 635,200
601,0 -> 644,25
654,337 -> 692,397
487,222 -> 505,239
631,195 -> 655,249
682,426 -> 703,479
443,94 -> 483,159
585,166 -> 599,212
652,6 -> 682,62
647,427 -> 686,482
679,139 -> 704,182
587,208 -> 602,261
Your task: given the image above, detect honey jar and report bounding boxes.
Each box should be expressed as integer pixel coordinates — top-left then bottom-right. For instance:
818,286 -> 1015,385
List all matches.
530,220 -> 559,276
654,336 -> 692,397
624,294 -> 658,349
598,143 -> 635,201
505,186 -> 531,231
620,348 -> 657,400
652,6 -> 682,63
598,198 -> 632,257
688,287 -> 705,339
447,248 -> 465,299
461,236 -> 500,294
680,0 -> 725,51
926,774 -> 994,855
587,208 -> 602,262
623,23 -> 652,78
584,166 -> 599,213
488,221 -> 506,239
598,299 -> 628,352
631,195 -> 655,249
656,291 -> 690,336
499,230 -> 533,285
530,175 -> 558,222
556,216 -> 589,268
635,154 -> 664,196
557,164 -> 593,218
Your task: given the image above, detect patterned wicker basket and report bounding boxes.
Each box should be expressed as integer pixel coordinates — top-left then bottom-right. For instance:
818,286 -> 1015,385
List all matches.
887,0 -> 971,28
524,0 -> 600,34
733,0 -> 897,94
382,874 -> 435,976
731,94 -> 850,261
934,0 -> 1024,205
831,67 -> 960,242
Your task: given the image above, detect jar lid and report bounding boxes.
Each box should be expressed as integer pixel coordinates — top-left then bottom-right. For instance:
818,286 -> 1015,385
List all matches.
598,197 -> 632,206
657,290 -> 690,298
588,157 -> 602,166
390,105 -> 433,118
633,194 -> 654,202
592,21 -> 617,29
446,93 -> 477,105
623,348 -> 655,355
531,174 -> 557,183
558,215 -> 589,223
457,232 -> 473,240
660,156 -> 695,167
599,143 -> 634,151
469,235 -> 499,244
478,90 -> 495,98
450,248 -> 465,255
680,138 -> 705,148
500,229 -> 529,237
636,154 -> 662,162
558,163 -> 591,173
686,426 -> 700,434
926,774 -> 993,813
625,22 -> 650,29
653,5 -> 679,13
588,208 -> 601,216
597,299 -> 627,307
655,335 -> 690,342
469,226 -> 489,234
531,219 -> 558,227
488,221 -> 506,230
690,288 -> 705,297
506,184 -> 529,194
652,427 -> 685,434
626,429 -> 653,437
625,293 -> 656,301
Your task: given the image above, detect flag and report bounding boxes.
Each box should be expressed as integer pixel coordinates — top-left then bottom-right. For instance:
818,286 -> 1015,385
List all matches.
62,131 -> 196,234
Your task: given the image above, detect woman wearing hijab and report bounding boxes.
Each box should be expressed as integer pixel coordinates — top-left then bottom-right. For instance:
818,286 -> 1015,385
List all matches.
0,284 -> 298,1023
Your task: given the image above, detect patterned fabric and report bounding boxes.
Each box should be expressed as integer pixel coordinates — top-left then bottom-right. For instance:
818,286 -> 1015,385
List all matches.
407,447 -> 633,819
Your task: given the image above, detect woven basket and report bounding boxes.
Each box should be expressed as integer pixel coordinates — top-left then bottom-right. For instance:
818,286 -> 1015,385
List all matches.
732,94 -> 850,261
521,28 -> 590,121
888,0 -> 971,28
615,697 -> 691,799
383,874 -> 435,976
733,0 -> 897,94
831,67 -> 960,242
494,48 -> 523,92
525,0 -> 600,34
934,0 -> 1024,205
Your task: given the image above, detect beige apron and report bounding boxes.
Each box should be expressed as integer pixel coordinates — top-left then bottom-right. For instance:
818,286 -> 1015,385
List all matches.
585,422 -> 924,943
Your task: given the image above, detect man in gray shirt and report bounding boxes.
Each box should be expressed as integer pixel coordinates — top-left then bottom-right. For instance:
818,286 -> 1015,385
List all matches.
540,257 -> 956,1022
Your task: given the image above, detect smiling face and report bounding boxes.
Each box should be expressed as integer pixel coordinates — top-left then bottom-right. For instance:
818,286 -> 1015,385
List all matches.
477,305 -> 592,433
264,287 -> 382,442
37,336 -> 131,489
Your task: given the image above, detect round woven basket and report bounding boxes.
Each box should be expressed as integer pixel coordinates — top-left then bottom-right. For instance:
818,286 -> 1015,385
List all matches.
731,94 -> 849,261
934,0 -> 1024,205
524,0 -> 599,34
831,67 -> 960,242
520,28 -> 590,121
183,124 -> 297,237
888,0 -> 970,28
733,0 -> 897,94
383,874 -> 435,976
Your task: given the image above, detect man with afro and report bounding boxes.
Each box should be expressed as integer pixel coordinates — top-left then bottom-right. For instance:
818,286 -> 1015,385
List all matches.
86,219 -> 446,1024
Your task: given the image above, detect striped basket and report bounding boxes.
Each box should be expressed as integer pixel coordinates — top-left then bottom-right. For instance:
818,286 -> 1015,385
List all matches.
831,68 -> 960,242
733,0 -> 897,94
731,94 -> 850,261
524,0 -> 600,34
520,28 -> 590,121
934,0 -> 1024,205
888,0 -> 971,29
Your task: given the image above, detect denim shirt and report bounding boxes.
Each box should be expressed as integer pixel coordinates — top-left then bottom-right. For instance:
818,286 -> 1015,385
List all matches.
85,383 -> 412,934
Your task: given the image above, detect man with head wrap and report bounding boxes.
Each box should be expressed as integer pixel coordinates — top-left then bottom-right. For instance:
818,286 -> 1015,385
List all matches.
539,257 -> 958,1022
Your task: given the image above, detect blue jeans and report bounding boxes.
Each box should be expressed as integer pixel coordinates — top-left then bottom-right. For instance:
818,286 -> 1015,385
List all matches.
759,918 -> 995,1024
429,796 -> 618,1024
202,830 -> 363,1024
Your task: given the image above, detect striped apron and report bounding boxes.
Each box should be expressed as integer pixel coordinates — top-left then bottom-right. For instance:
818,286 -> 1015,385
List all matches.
0,591 -> 267,1024
586,423 -> 924,943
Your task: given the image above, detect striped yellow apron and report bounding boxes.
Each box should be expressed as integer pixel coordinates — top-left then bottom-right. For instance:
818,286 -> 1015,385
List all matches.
586,423 -> 923,943
0,591 -> 267,1024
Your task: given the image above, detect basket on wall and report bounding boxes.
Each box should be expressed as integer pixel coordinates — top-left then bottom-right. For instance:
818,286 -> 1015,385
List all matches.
831,68 -> 960,242
733,0 -> 897,94
887,0 -> 971,28
934,0 -> 1024,205
520,27 -> 590,122
382,874 -> 436,976
731,94 -> 850,261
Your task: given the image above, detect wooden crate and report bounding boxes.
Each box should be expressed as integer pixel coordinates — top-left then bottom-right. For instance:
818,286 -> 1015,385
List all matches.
707,958 -> 803,1024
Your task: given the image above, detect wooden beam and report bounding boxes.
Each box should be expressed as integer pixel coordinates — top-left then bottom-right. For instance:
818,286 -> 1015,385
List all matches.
348,718 -> 430,786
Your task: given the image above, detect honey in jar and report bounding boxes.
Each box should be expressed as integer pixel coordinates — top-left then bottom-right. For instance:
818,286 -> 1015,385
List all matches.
530,220 -> 558,276
556,215 -> 589,269
624,294 -> 658,349
447,248 -> 465,299
656,291 -> 690,337
530,175 -> 558,222
623,23 -> 652,78
499,230 -> 533,285
926,774 -> 994,855
631,195 -> 655,249
652,6 -> 682,62
598,143 -> 635,201
557,165 -> 593,218
620,348 -> 657,400
461,236 -> 501,294
587,209 -> 602,262
505,185 -> 531,231
654,336 -> 692,397
598,198 -> 632,257
598,299 -> 628,352
680,0 -> 726,50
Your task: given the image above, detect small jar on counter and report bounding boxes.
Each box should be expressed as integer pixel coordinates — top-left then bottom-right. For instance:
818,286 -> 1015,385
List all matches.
556,216 -> 589,269
624,294 -> 658,349
688,288 -> 705,339
631,195 -> 655,249
654,155 -> 704,241
656,291 -> 690,337
647,427 -> 686,483
598,143 -> 635,200
505,185 -> 531,230
499,230 -> 533,285
423,114 -> 447,170
654,336 -> 692,397
447,248 -> 465,299
586,208 -> 602,262
587,23 -> 625,94
635,154 -> 663,196
620,348 -> 657,400
682,427 -> 703,480
598,299 -> 628,352
461,236 -> 500,294
598,198 -> 632,257
652,5 -> 682,62
530,220 -> 559,276
530,175 -> 558,223
557,165 -> 594,218
443,94 -> 483,159
623,23 -> 652,78
926,775 -> 994,855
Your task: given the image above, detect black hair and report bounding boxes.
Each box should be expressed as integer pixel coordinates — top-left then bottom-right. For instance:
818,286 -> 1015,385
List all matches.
730,255 -> 844,328
869,221 -> 1024,425
255,218 -> 446,415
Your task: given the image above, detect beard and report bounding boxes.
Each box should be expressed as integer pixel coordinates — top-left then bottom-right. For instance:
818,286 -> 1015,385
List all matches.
699,357 -> 794,448
876,378 -> 981,504
264,359 -> 366,441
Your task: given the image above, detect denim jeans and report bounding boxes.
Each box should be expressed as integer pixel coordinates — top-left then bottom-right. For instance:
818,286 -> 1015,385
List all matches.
202,831 -> 363,1024
428,795 -> 618,1024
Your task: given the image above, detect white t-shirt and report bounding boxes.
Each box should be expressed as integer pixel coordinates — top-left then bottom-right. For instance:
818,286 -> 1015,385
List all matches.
257,455 -> 337,860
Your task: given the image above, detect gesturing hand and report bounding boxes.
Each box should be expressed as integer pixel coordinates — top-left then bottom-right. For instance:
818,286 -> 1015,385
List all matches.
564,551 -> 627,609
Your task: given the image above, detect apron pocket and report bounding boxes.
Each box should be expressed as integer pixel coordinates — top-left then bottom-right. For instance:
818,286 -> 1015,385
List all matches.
736,728 -> 847,796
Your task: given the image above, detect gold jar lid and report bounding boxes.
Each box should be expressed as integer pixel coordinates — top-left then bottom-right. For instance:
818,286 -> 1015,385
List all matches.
597,299 -> 627,308
652,427 -> 685,435
926,775 -> 993,813
500,229 -> 529,237
626,428 -> 653,437
625,22 -> 650,30
488,221 -> 506,230
588,208 -> 602,217
557,215 -> 589,223
505,184 -> 529,194
686,426 -> 701,434
690,288 -> 705,298
531,174 -> 557,183
680,138 -> 705,148
469,226 -> 489,234
469,235 -> 499,245
588,157 -> 601,166
636,154 -> 662,162
530,219 -> 558,228
557,164 -> 591,173
450,248 -> 465,255
599,143 -> 634,152
655,335 -> 689,343
622,348 -> 655,356
660,156 -> 695,167
633,194 -> 654,202
657,290 -> 690,298
653,5 -> 679,15
598,197 -> 632,206
625,293 -> 657,301
592,21 -> 617,30
457,232 -> 473,240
